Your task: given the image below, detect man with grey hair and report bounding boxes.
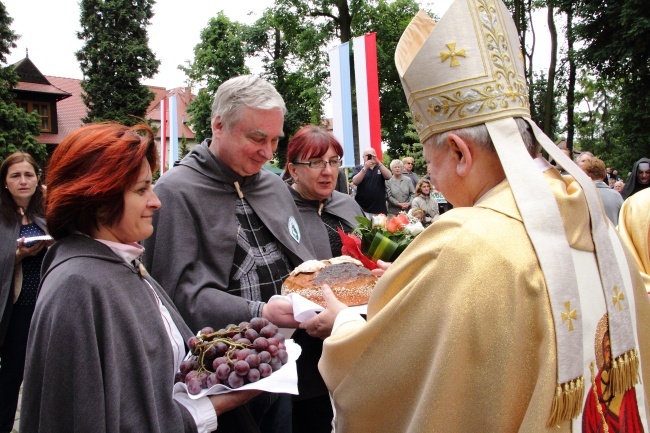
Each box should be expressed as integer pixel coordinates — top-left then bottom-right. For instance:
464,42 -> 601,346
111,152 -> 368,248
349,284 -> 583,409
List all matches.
144,75 -> 315,433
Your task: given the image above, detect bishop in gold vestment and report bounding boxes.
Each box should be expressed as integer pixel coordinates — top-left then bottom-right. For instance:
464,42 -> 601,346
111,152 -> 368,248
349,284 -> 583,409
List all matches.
312,0 -> 650,431
319,166 -> 650,432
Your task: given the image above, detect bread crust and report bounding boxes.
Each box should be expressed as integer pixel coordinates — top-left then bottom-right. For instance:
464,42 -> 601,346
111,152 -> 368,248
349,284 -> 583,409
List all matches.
282,259 -> 377,307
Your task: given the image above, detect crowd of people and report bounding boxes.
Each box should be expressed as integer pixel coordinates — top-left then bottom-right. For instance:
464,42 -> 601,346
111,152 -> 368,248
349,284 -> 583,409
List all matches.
1,0 -> 650,432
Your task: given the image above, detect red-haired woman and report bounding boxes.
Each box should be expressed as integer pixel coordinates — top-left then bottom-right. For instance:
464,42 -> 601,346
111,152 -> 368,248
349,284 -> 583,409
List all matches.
0,152 -> 49,433
282,125 -> 364,433
20,123 -> 258,433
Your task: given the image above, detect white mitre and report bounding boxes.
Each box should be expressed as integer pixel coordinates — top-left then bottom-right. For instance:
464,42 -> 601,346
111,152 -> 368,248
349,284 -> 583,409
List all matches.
396,0 -> 640,427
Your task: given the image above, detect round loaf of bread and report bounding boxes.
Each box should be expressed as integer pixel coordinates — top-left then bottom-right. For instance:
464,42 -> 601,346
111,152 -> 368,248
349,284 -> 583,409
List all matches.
281,256 -> 378,307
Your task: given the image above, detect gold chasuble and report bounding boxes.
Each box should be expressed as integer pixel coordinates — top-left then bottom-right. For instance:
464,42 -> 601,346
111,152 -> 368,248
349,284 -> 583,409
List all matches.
319,0 -> 650,431
319,169 -> 650,432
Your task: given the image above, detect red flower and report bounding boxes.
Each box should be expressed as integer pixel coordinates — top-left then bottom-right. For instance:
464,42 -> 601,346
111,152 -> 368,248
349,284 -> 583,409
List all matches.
337,227 -> 379,270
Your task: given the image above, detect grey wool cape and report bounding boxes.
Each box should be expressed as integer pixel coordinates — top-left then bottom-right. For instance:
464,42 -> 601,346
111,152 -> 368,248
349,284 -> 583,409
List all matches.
20,234 -> 199,433
143,140 -> 315,332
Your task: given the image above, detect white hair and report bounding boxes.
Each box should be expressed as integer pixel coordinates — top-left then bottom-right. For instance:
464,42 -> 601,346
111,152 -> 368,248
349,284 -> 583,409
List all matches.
211,75 -> 287,131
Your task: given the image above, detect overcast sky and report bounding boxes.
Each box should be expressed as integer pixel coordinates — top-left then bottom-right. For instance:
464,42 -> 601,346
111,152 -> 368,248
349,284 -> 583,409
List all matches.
4,0 -> 550,90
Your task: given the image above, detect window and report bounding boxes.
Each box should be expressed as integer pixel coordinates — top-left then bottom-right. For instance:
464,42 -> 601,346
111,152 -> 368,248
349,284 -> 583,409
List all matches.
16,101 -> 52,132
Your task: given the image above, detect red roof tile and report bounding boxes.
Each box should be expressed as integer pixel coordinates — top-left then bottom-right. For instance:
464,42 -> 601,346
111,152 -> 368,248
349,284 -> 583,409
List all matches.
15,81 -> 71,99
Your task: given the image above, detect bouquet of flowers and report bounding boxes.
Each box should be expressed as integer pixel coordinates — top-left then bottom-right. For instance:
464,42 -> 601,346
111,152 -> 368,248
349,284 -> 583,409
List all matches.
337,212 -> 424,270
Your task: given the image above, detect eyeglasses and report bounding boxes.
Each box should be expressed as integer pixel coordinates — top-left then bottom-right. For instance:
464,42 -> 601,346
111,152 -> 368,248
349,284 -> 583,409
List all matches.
292,159 -> 341,169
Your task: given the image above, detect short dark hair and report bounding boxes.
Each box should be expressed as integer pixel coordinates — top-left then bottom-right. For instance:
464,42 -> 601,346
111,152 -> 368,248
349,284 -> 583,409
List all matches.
46,123 -> 158,239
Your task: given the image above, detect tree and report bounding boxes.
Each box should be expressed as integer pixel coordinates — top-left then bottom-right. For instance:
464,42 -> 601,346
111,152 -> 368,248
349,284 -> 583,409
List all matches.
573,0 -> 650,169
0,2 -> 45,164
180,12 -> 250,142
271,0 -> 420,161
76,0 -> 160,125
178,135 -> 190,160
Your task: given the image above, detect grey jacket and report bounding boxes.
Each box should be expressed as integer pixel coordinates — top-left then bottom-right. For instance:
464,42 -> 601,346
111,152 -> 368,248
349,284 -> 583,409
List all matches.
143,140 -> 314,331
21,235 -> 198,433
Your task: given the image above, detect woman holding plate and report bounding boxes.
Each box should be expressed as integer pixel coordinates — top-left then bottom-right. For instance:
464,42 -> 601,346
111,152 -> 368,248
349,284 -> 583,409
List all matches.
0,152 -> 49,433
282,125 -> 365,433
20,123 -> 259,433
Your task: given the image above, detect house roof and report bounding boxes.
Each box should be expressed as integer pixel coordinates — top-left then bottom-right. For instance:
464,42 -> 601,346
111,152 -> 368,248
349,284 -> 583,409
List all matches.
13,57 -> 198,145
40,76 -> 86,145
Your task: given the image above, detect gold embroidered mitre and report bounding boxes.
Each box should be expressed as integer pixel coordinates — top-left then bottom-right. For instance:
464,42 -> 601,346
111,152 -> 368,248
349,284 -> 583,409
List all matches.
395,0 -> 529,143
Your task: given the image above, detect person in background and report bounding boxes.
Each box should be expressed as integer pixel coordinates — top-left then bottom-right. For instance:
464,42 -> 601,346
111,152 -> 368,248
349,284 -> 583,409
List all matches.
621,157 -> 650,200
401,156 -> 419,188
614,180 -> 625,194
350,148 -> 391,218
143,75 -> 314,433
20,123 -> 258,433
282,125 -> 364,433
618,187 -> 650,293
314,3 -> 650,431
385,159 -> 414,218
575,151 -> 594,169
0,152 -> 49,433
409,178 -> 439,227
334,168 -> 348,195
581,157 -> 623,225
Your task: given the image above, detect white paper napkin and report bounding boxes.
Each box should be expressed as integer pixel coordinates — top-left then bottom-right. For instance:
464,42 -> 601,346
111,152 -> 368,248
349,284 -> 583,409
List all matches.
270,293 -> 368,322
173,339 -> 302,398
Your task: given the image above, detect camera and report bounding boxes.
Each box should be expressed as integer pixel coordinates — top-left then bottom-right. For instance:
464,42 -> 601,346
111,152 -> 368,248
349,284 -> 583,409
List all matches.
366,154 -> 373,161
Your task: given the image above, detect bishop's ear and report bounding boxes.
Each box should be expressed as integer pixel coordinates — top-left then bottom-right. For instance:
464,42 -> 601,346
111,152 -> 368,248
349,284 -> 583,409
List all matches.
446,133 -> 473,177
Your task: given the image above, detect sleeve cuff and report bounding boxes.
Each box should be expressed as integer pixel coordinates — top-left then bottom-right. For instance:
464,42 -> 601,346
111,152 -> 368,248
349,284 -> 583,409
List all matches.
332,307 -> 366,334
173,389 -> 218,433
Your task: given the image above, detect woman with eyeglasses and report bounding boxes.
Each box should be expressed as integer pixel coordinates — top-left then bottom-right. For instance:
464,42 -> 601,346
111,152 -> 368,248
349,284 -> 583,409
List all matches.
281,125 -> 364,433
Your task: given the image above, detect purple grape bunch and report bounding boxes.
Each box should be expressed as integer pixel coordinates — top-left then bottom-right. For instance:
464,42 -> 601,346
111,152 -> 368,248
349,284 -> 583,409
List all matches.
175,317 -> 289,394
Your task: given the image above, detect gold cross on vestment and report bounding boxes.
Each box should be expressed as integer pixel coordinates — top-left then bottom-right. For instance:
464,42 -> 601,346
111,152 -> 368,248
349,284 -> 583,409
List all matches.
440,43 -> 466,67
612,286 -> 625,311
561,301 -> 577,331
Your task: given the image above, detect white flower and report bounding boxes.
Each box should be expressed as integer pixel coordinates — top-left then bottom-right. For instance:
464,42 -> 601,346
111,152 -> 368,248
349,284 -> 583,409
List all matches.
372,214 -> 387,229
405,222 -> 424,236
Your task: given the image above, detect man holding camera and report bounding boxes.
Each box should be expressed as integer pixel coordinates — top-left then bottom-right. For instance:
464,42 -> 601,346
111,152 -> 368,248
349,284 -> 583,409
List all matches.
351,148 -> 392,217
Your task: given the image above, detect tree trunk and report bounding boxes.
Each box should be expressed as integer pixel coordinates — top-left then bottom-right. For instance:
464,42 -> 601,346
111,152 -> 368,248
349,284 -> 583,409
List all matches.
566,5 -> 575,154
543,1 -> 558,137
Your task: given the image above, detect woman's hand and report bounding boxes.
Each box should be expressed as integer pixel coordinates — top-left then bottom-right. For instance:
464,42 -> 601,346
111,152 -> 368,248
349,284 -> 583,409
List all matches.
299,284 -> 347,339
208,389 -> 262,416
15,239 -> 46,263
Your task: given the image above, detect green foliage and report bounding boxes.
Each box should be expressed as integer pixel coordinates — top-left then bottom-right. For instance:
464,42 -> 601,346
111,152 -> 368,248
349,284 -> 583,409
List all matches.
572,0 -> 650,169
76,0 -> 160,125
398,112 -> 425,175
180,13 -> 250,143
354,0 -> 421,159
246,5 -> 327,167
0,2 -> 45,164
178,135 -> 190,160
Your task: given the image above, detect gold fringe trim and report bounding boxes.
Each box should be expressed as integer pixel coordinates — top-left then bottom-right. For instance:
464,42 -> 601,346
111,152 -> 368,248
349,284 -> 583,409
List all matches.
610,348 -> 640,397
546,376 -> 584,427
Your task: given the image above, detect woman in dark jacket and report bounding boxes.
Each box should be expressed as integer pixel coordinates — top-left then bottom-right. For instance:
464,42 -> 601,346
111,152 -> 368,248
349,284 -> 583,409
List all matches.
20,123 -> 258,433
282,125 -> 365,433
0,152 -> 49,433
